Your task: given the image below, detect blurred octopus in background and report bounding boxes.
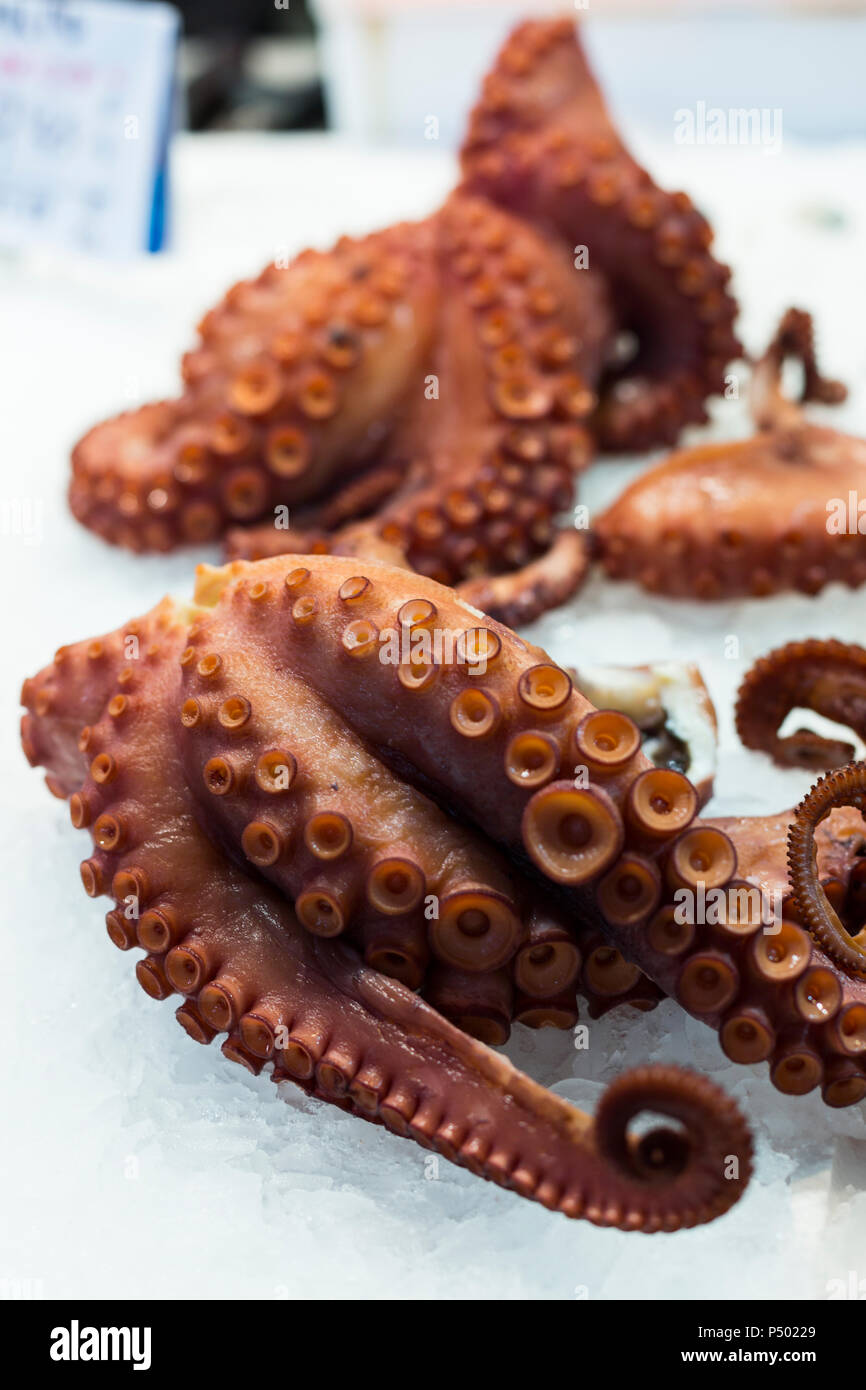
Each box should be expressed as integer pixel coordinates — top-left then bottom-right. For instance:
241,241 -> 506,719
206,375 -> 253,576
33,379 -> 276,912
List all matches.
68,18 -> 739,626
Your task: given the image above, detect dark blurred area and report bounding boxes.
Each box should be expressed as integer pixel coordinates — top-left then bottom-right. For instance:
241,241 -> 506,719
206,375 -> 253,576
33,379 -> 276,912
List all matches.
174,0 -> 325,131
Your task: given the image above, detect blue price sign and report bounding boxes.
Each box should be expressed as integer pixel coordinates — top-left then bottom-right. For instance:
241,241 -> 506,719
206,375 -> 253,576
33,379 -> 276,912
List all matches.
0,0 -> 180,256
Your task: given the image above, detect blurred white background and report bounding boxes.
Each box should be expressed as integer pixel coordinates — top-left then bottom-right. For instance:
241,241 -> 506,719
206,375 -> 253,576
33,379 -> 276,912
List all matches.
312,0 -> 866,146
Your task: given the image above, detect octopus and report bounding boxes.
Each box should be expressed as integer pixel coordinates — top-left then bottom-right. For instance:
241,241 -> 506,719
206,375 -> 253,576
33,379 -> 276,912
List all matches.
596,308 -> 865,600
66,17 -> 740,628
20,554 -> 866,1229
21,553 -> 754,1233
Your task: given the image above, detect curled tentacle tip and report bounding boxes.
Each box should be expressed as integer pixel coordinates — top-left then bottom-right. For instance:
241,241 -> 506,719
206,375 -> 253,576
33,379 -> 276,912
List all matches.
788,762 -> 866,977
595,1066 -> 752,1229
736,639 -> 866,771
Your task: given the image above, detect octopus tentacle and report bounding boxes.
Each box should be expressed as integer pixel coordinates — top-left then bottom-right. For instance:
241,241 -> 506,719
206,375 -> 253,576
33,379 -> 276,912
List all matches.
190,552 -> 866,1107
226,521 -> 591,629
20,596 -> 184,798
514,906 -> 581,999
20,595 -> 747,1230
460,18 -> 740,450
70,220 -> 440,550
707,801 -> 866,1104
597,309 -> 866,600
787,765 -> 866,977
183,562 -> 665,1028
26,551 -> 866,1113
22,591 -> 662,1040
455,529 -> 590,628
225,194 -> 610,604
224,462 -> 411,563
223,520 -> 334,563
750,306 -> 847,431
709,803 -> 866,926
283,460 -> 407,534
69,189 -> 611,631
179,607 -> 528,977
736,639 -> 866,770
193,555 -> 706,910
338,194 -> 609,589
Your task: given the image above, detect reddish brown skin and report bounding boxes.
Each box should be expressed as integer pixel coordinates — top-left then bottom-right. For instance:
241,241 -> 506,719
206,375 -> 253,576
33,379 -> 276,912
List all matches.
219,192 -> 613,627
704,802 -> 866,1103
70,220 -> 439,550
164,554 -> 866,1112
25,552 -> 866,1117
736,639 -> 866,771
460,18 -> 740,451
70,195 -> 609,628
20,558 -> 758,1232
596,309 -> 865,600
68,19 -> 742,623
788,767 -> 866,979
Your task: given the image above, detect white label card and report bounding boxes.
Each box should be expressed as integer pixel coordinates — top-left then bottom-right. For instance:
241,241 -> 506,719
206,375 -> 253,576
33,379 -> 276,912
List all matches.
0,0 -> 180,257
